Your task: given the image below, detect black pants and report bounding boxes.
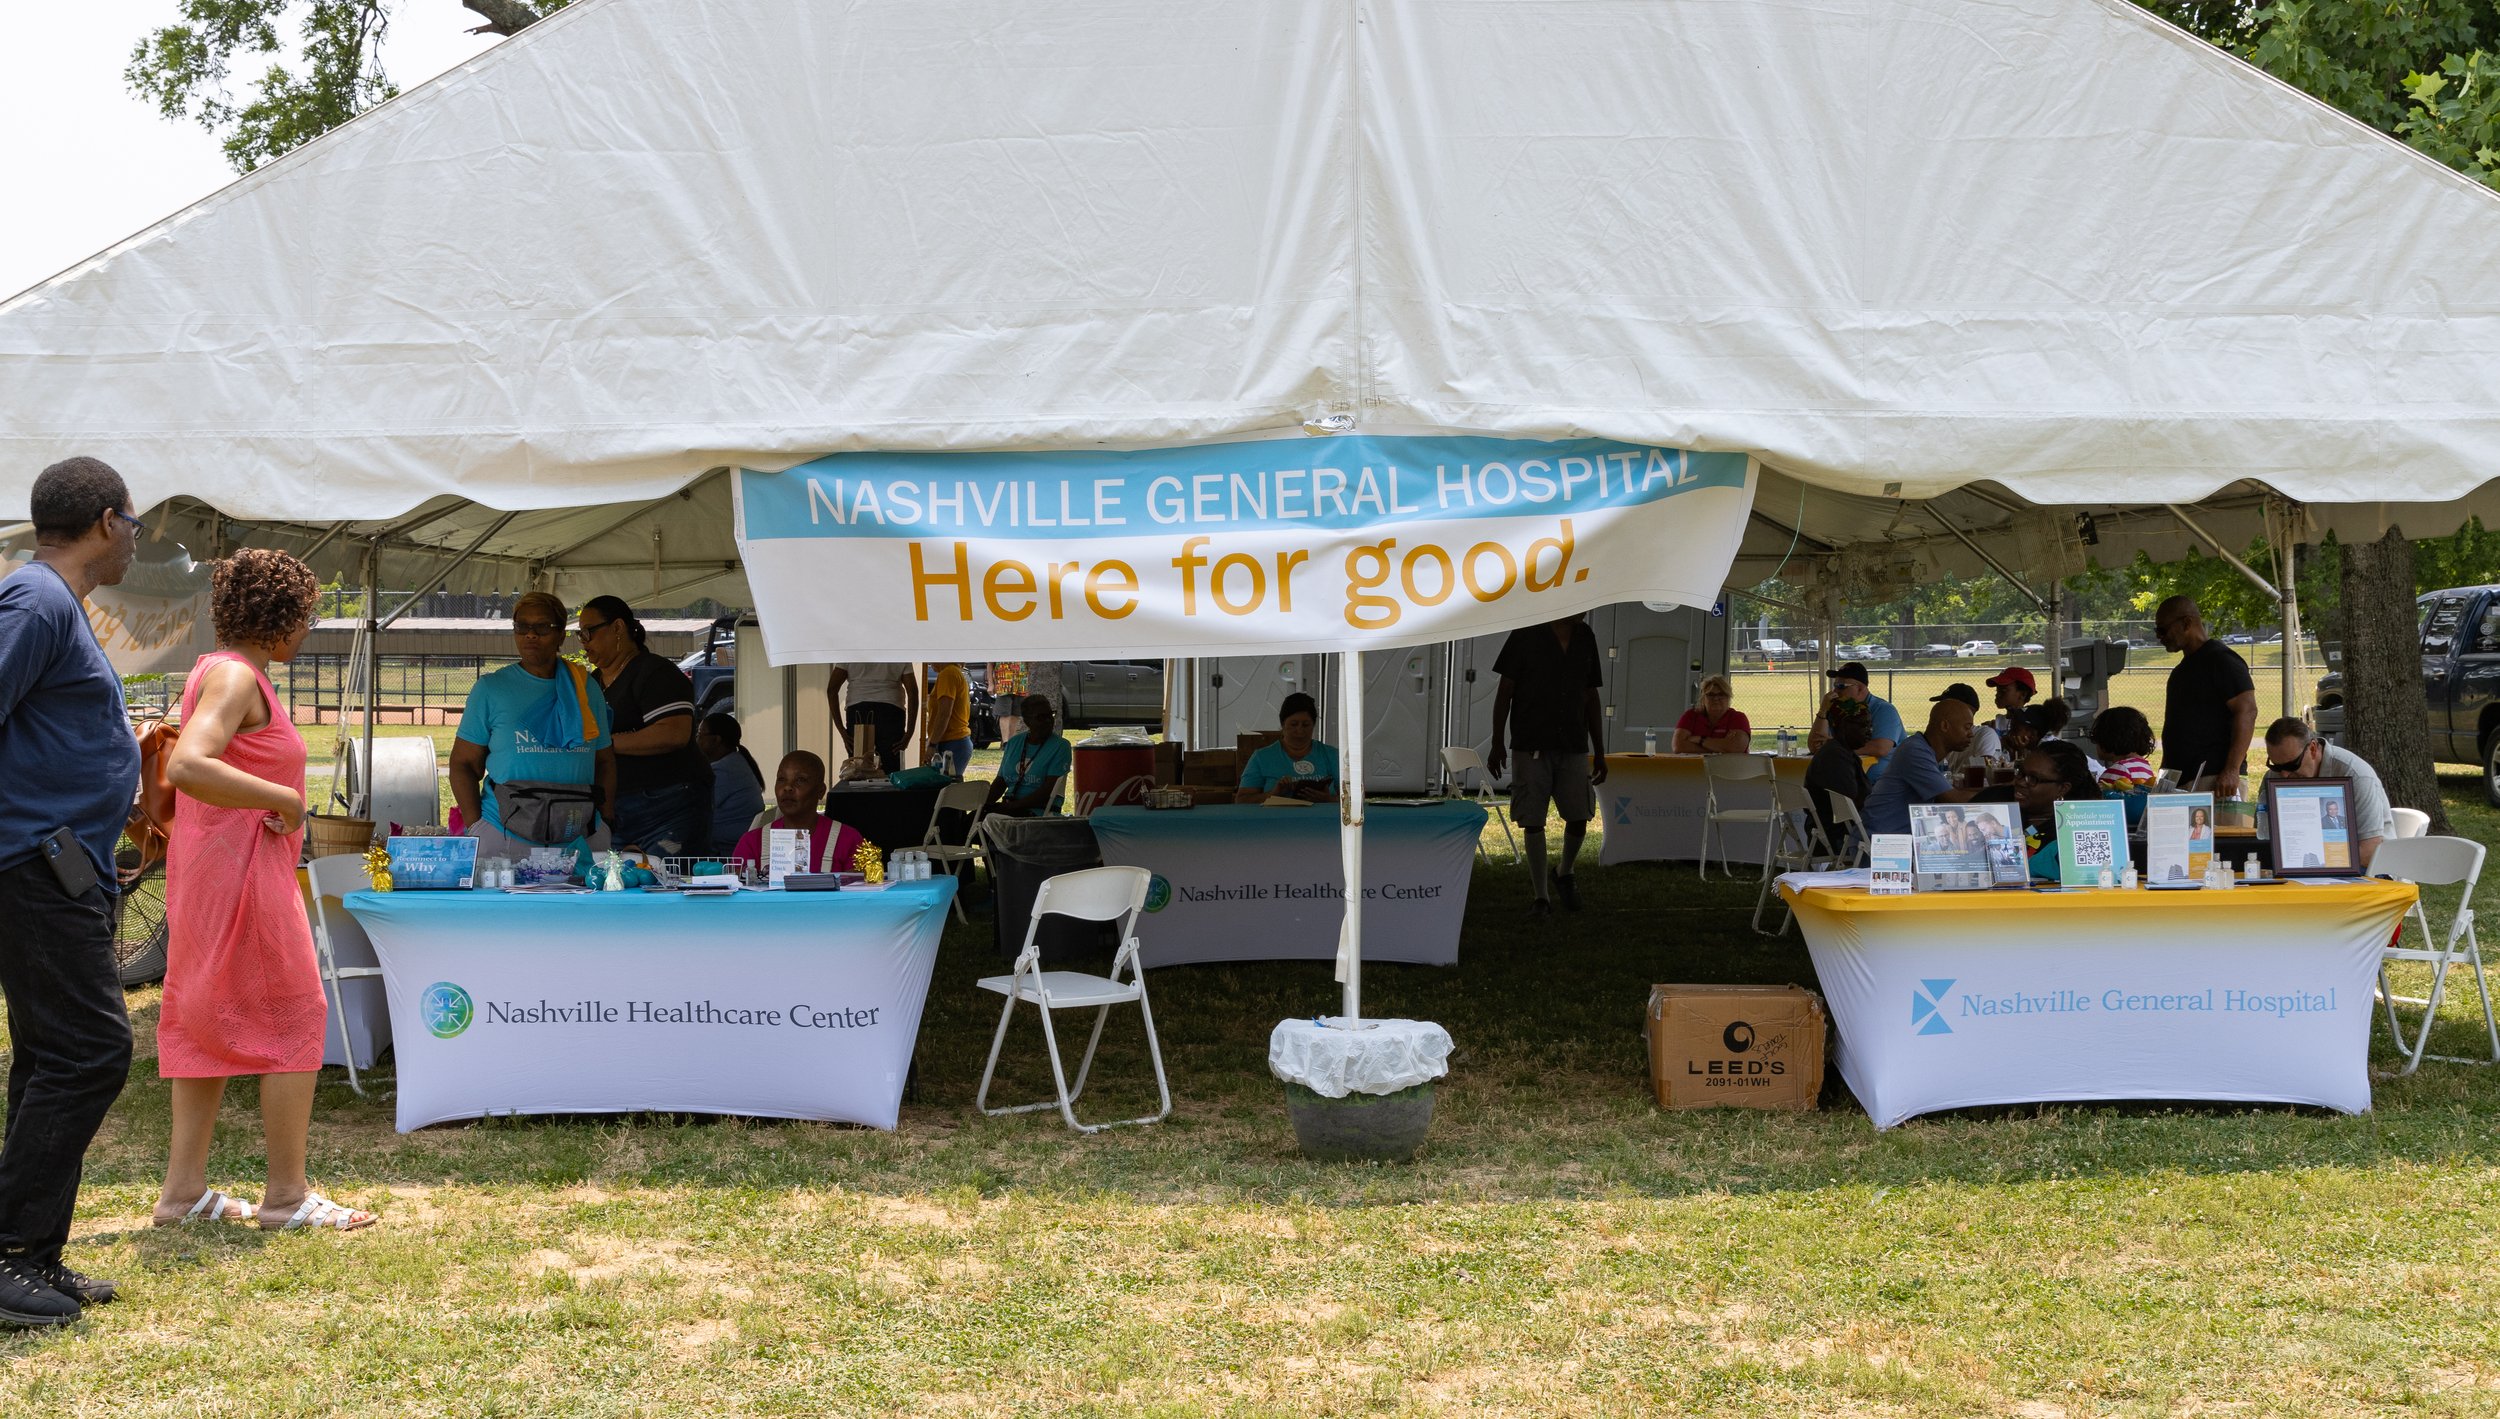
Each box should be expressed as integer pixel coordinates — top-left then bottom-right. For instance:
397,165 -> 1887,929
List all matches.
853,701 -> 908,773
0,857 -> 132,1265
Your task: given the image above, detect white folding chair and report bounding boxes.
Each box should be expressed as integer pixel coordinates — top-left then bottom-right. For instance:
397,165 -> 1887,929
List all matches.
1754,773 -> 1842,935
2392,807 -> 2431,839
920,779 -> 994,922
1699,753 -> 1778,880
1439,745 -> 1519,865
2372,836 -> 2500,1075
307,854 -> 389,1097
1823,793 -> 1872,869
975,865 -> 1171,1132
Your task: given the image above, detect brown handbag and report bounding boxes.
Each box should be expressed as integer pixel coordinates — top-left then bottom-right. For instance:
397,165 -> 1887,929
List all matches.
124,717 -> 180,881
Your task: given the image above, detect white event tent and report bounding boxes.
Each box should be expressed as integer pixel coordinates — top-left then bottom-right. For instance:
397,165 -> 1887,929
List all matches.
7,0 -> 2500,1012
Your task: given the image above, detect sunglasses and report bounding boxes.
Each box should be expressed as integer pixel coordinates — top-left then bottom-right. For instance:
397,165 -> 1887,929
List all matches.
512,620 -> 564,638
2266,740 -> 2316,774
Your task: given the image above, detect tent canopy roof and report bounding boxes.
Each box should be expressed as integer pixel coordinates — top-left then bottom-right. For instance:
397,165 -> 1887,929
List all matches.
8,0 -> 2500,580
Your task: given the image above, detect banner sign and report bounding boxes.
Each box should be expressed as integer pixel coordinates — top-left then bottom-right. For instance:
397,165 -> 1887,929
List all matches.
735,433 -> 1755,660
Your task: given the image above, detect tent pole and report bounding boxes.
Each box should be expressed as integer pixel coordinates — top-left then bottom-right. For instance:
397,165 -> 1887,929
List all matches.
372,511 -> 520,631
357,541 -> 380,818
1336,649 -> 1366,1023
2165,504 -> 2280,602
2273,499 -> 2306,720
2044,585 -> 2065,705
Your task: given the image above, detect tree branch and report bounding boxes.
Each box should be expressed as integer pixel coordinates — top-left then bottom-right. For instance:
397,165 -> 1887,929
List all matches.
461,0 -> 554,37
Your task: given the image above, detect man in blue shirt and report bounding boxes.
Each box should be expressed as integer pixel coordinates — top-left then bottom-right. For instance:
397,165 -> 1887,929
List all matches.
1814,662 -> 1904,782
0,457 -> 143,1326
989,694 -> 1074,816
1863,696 -> 1980,835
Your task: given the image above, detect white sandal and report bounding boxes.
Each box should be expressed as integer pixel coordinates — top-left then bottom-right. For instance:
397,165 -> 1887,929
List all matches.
267,1192 -> 376,1233
154,1189 -> 257,1227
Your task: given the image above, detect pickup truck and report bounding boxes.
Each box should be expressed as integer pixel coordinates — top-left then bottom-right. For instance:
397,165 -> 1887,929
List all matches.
1055,659 -> 1167,730
2312,584 -> 2500,803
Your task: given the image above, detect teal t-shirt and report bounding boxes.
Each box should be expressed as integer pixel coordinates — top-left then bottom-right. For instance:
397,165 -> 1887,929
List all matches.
994,730 -> 1074,810
1240,740 -> 1340,795
456,662 -> 612,836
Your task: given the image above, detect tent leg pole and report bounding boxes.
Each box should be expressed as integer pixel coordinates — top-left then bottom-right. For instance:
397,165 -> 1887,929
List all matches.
1337,649 -> 1366,1024
2274,502 -> 2305,721
2045,587 -> 2064,704
357,542 -> 379,819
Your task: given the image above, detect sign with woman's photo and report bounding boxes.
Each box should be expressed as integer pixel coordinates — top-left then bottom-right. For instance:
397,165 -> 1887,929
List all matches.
2266,778 -> 2359,875
1909,802 -> 2022,890
2145,793 -> 2216,886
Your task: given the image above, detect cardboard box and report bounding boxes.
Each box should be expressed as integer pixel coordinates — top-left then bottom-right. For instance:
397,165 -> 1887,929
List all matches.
1181,749 -> 1239,787
1644,984 -> 1825,1111
1235,729 -> 1282,761
1152,741 -> 1184,786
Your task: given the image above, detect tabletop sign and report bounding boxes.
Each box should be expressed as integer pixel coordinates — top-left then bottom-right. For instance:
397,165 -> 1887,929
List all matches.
767,828 -> 806,887
2054,799 -> 2131,889
1869,834 -> 1917,895
2144,792 -> 2216,886
1909,802 -> 2021,892
2264,777 -> 2359,876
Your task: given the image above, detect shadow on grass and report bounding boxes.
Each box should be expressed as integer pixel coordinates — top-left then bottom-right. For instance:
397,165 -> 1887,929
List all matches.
42,794 -> 2500,1210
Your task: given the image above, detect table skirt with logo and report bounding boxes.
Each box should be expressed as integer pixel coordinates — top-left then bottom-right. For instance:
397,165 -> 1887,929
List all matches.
1780,879 -> 2415,1128
343,880 -> 954,1131
1599,754 -> 1812,865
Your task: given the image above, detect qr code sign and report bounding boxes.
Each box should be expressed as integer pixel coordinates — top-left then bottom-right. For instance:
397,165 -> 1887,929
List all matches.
2071,829 -> 2115,869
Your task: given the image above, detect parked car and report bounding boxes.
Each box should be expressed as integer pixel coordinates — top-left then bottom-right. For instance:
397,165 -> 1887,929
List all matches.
2312,584 -> 2500,803
1754,638 -> 1794,657
675,613 -> 739,718
1055,659 -> 1167,730
1923,643 -> 1958,658
1954,640 -> 1999,658
2223,632 -> 2257,645
1837,643 -> 1893,662
2017,642 -> 2046,654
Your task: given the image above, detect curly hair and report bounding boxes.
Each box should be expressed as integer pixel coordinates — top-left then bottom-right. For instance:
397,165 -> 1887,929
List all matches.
210,548 -> 321,648
2089,704 -> 2154,759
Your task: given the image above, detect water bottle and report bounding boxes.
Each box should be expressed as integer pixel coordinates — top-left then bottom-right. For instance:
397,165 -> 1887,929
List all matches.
1777,727 -> 1796,757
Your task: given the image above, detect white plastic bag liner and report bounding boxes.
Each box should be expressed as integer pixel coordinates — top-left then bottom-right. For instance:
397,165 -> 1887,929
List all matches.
1270,1017 -> 1452,1098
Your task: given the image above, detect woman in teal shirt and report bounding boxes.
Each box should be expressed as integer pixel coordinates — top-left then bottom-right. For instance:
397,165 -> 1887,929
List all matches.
989,694 -> 1073,816
1236,692 -> 1339,803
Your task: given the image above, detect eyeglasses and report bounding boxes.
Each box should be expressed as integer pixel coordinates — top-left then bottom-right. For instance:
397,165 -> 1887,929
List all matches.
2015,769 -> 2056,786
2266,739 -> 2316,774
112,509 -> 144,535
513,620 -> 564,638
575,618 -> 610,641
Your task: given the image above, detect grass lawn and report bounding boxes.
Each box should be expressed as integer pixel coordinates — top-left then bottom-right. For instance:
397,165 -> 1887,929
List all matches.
9,782 -> 2500,1414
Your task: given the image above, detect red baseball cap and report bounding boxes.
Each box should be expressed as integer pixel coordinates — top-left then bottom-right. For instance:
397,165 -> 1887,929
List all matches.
1985,666 -> 2037,693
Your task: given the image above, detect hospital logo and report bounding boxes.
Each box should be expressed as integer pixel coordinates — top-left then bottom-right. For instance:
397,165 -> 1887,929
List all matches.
1911,979 -> 1955,1036
1610,795 -> 1635,827
1144,874 -> 1172,913
422,982 -> 475,1039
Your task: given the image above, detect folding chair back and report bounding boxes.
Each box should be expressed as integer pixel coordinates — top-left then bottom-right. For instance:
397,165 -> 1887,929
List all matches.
2371,835 -> 2497,1074
307,854 -> 388,1095
1440,744 -> 1489,790
978,865 -> 1169,1132
1438,744 -> 1520,864
924,779 -> 995,846
1698,752 -> 1777,879
2391,806 -> 2432,839
1702,753 -> 1774,786
1826,794 -> 1871,868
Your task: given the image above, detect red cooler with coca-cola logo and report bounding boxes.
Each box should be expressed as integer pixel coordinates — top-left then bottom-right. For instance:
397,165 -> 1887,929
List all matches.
1070,735 -> 1157,816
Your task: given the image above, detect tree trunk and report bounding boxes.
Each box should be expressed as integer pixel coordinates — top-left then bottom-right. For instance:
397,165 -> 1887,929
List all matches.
463,0 -> 560,37
2338,525 -> 2448,832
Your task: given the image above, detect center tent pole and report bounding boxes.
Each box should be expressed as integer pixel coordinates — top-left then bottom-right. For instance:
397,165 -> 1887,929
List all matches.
1336,649 -> 1366,1023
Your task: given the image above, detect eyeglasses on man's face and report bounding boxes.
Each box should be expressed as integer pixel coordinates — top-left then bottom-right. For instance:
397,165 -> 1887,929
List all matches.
111,509 -> 144,535
2266,739 -> 2317,775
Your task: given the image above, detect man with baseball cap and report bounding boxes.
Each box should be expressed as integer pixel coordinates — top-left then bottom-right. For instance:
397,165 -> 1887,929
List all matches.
1811,662 -> 1903,781
1933,682 -> 1997,769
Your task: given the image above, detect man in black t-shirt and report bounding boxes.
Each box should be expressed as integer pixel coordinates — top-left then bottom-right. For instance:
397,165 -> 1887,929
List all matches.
2156,595 -> 2259,800
1487,614 -> 1609,916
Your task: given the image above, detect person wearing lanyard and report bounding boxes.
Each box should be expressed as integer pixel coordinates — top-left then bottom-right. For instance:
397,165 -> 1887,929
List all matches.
1236,693 -> 1339,803
988,695 -> 1073,817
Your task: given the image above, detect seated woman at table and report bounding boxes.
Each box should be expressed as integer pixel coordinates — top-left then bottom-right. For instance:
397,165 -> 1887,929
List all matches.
989,694 -> 1072,817
1236,692 -> 1338,803
450,591 -> 614,868
1805,695 -> 1870,852
732,750 -> 864,875
1674,676 -> 1752,754
2013,741 -> 2108,878
699,711 -> 766,847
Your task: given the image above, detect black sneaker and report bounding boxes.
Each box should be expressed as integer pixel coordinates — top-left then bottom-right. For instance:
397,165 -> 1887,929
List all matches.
1556,875 -> 1582,912
1531,896 -> 1552,918
0,1257 -> 80,1328
34,1262 -> 115,1307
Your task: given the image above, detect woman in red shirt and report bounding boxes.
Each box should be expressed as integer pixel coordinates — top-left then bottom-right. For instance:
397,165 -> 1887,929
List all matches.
1673,676 -> 1753,754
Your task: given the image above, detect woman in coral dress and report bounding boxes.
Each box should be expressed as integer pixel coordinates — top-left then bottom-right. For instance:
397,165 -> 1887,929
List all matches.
155,550 -> 373,1232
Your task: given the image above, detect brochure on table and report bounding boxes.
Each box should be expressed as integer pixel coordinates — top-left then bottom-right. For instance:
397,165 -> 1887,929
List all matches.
1909,803 -> 2023,891
2266,777 -> 2358,874
384,836 -> 477,891
2054,799 -> 2131,888
2144,793 -> 2216,886
1869,835 -> 1916,895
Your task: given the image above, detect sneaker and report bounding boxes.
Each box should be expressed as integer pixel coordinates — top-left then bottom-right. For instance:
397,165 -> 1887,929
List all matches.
34,1261 -> 116,1306
1556,875 -> 1582,912
0,1257 -> 80,1328
1531,896 -> 1552,918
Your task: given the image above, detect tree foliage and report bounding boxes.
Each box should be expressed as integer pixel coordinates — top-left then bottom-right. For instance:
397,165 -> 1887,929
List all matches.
2142,0 -> 2500,189
128,0 -> 565,173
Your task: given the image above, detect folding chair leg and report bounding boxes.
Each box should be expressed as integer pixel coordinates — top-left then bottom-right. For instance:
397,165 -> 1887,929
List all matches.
318,942 -> 364,1098
1494,805 -> 1520,864
1134,989 -> 1173,1124
975,990 -> 1024,1116
1069,1005 -> 1113,1101
1028,1000 -> 1095,1133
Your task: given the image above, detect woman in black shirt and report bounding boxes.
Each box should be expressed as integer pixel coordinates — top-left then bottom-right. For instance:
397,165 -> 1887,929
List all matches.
577,595 -> 714,856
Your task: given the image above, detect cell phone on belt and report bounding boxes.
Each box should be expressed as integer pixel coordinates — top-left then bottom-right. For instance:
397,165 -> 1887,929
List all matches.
41,826 -> 100,898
